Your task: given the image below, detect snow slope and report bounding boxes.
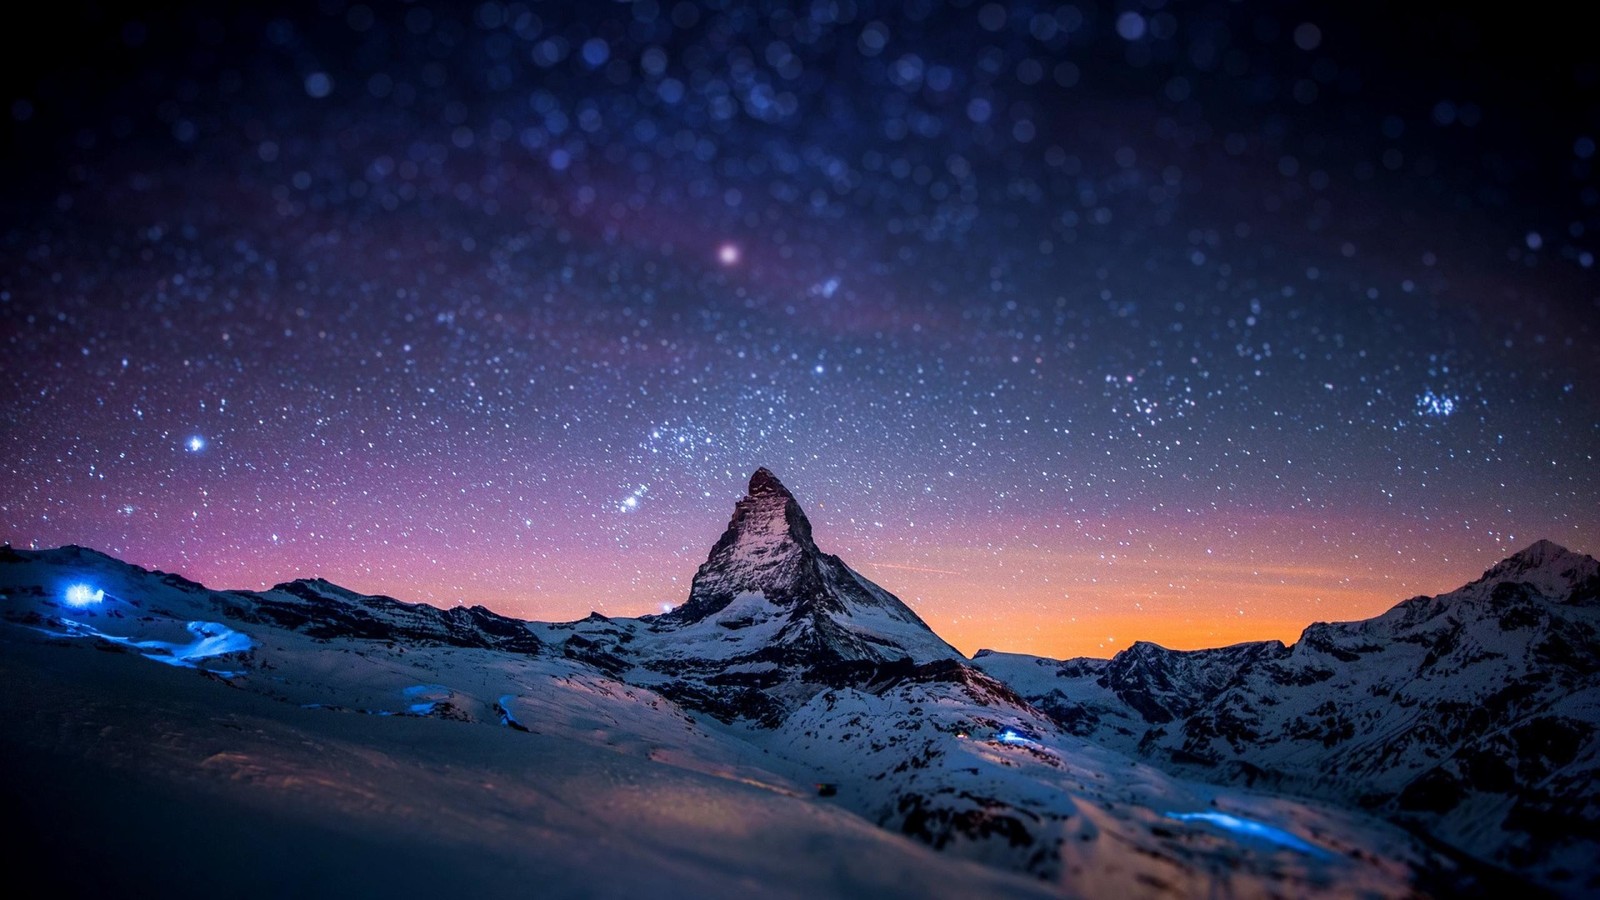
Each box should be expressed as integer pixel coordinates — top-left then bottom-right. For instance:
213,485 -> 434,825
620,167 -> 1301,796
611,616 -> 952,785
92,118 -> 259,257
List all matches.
0,543 -> 1453,898
0,637 -> 1053,900
0,544 -> 1050,899
755,659 -> 1454,898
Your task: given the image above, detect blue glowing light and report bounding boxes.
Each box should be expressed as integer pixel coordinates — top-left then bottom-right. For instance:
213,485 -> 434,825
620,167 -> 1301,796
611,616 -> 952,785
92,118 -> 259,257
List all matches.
64,584 -> 104,607
1165,811 -> 1329,857
51,618 -> 252,671
497,694 -> 530,731
997,728 -> 1039,747
186,435 -> 206,452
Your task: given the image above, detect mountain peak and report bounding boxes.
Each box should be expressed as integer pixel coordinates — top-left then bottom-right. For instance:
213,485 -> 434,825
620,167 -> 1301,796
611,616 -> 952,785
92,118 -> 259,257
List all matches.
660,469 -> 958,665
1508,539 -> 1571,566
1486,539 -> 1585,577
1474,539 -> 1599,600
671,468 -> 820,622
748,466 -> 792,498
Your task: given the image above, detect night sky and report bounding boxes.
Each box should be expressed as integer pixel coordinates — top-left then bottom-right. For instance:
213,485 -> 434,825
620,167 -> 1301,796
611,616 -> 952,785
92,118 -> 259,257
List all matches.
3,0 -> 1597,659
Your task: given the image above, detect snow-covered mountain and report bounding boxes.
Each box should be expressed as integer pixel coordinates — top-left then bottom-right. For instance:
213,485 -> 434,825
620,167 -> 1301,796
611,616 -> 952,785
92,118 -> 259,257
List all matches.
1,473 -> 1593,896
666,467 -> 958,665
532,468 -> 958,724
973,539 -> 1600,894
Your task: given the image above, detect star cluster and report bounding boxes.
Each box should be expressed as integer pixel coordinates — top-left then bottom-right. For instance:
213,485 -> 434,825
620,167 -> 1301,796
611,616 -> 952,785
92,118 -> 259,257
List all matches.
2,0 -> 1596,657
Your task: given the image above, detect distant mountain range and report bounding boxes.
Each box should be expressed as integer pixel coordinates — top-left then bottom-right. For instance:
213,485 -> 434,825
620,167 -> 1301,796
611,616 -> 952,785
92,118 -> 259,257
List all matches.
974,538 -> 1600,887
2,468 -> 1594,897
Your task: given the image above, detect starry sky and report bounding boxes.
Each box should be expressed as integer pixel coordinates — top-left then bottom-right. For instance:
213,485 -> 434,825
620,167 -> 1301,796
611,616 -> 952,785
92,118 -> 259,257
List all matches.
3,0 -> 1597,659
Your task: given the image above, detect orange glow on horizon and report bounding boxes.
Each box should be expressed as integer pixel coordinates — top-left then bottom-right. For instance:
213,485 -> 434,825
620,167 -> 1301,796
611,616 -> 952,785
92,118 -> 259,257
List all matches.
109,498 -> 1596,665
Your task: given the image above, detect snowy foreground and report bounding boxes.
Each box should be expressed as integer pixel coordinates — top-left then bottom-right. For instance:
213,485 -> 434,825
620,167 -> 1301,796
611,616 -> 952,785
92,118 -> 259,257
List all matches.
1,472 -> 1594,897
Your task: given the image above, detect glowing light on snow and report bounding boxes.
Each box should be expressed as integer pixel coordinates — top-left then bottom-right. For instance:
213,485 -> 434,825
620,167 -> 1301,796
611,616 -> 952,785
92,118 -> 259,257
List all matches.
717,242 -> 741,266
151,621 -> 254,665
186,435 -> 206,452
1165,811 -> 1329,856
497,694 -> 530,731
52,618 -> 252,671
997,728 -> 1039,747
64,584 -> 104,607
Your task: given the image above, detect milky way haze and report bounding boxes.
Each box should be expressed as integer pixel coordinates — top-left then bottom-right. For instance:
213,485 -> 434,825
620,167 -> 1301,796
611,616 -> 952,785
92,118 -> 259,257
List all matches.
3,0 -> 1597,657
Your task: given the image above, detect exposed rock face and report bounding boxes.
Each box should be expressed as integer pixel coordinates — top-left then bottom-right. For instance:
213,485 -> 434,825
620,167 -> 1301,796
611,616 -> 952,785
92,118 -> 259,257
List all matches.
674,467 -> 831,619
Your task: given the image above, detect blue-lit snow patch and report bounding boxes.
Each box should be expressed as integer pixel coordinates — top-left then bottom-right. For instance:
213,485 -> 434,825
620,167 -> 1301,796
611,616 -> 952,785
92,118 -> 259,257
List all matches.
496,694 -> 530,732
401,684 -> 452,716
1166,811 -> 1330,857
64,584 -> 105,608
997,728 -> 1041,747
55,618 -> 252,673
148,621 -> 254,666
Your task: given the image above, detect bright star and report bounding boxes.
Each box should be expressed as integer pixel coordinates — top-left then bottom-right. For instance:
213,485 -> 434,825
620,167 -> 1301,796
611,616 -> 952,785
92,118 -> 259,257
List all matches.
1416,389 -> 1457,419
186,435 -> 206,452
717,242 -> 741,266
619,485 -> 648,512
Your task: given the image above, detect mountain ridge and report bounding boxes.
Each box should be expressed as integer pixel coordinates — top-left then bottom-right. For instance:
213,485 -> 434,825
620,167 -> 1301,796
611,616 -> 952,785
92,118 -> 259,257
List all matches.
971,536 -> 1600,890
2,477 -> 1596,894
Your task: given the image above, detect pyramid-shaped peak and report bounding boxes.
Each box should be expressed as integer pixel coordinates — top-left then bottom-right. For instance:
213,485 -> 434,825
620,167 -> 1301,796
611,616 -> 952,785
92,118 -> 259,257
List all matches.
748,466 -> 793,498
664,469 -> 821,623
658,468 -> 958,664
